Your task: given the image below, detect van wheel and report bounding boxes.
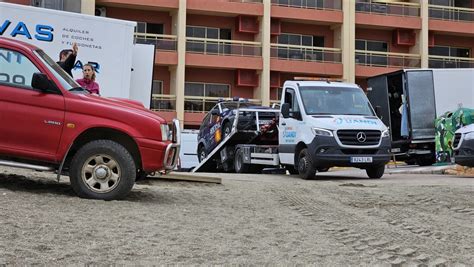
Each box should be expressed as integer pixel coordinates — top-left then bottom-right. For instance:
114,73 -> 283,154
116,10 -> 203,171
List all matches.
234,148 -> 250,173
198,145 -> 206,163
366,165 -> 385,179
297,148 -> 317,180
223,122 -> 232,137
69,140 -> 136,200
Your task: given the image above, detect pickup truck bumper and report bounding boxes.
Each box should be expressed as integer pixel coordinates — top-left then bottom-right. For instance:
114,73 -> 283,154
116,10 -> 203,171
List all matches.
454,139 -> 474,167
308,135 -> 391,168
137,119 -> 181,173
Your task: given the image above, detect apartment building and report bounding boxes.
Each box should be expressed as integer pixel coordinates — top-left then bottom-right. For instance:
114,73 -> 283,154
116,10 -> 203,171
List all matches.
6,0 -> 474,129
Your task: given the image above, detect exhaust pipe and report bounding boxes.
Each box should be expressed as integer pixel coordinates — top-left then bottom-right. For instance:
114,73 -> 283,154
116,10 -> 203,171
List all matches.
0,160 -> 54,172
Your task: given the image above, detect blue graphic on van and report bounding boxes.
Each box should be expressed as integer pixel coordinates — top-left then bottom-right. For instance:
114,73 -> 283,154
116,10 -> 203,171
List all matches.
1,20 -> 54,42
334,118 -> 377,125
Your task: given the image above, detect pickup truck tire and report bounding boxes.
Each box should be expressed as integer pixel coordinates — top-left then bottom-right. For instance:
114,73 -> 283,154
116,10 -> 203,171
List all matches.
69,140 -> 136,200
297,148 -> 317,180
366,165 -> 385,179
234,148 -> 250,173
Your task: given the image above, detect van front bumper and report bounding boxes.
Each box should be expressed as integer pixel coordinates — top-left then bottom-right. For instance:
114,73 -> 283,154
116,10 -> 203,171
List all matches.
308,136 -> 391,168
454,139 -> 474,167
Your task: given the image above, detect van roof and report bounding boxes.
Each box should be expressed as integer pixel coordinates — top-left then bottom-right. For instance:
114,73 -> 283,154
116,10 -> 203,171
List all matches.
283,80 -> 361,89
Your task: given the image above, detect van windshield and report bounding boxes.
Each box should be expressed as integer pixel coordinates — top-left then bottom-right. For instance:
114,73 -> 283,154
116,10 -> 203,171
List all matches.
299,86 -> 375,116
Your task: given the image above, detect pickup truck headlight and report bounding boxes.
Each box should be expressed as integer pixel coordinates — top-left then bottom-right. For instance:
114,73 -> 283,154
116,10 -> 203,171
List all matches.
382,129 -> 390,138
312,128 -> 333,137
464,132 -> 474,141
160,124 -> 170,141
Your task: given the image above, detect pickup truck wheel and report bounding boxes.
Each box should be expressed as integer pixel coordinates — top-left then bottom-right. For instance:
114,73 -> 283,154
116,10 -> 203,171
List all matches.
69,140 -> 136,200
298,148 -> 317,180
234,148 -> 250,173
366,165 -> 385,179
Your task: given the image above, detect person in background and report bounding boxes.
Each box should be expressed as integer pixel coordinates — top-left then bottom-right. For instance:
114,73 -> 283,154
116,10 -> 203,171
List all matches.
76,64 -> 100,95
57,42 -> 78,77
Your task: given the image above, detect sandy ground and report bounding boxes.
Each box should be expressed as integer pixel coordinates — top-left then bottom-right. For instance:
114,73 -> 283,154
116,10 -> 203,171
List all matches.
0,166 -> 472,266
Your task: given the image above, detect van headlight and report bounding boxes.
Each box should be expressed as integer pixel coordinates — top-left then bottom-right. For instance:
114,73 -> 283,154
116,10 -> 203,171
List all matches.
382,129 -> 390,138
312,128 -> 333,137
464,132 -> 474,140
160,124 -> 170,141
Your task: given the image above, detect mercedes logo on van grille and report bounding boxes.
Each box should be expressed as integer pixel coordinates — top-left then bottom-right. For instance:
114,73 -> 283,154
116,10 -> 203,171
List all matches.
356,132 -> 367,143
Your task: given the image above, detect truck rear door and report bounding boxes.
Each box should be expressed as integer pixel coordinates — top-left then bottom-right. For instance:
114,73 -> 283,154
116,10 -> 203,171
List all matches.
367,75 -> 390,128
405,70 -> 436,140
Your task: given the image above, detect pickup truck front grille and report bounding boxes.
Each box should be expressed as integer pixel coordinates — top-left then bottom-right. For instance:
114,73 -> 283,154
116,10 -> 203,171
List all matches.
336,130 -> 381,146
453,133 -> 462,148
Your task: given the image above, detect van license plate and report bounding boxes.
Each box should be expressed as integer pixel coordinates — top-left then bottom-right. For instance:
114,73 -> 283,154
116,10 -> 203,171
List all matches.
351,157 -> 373,163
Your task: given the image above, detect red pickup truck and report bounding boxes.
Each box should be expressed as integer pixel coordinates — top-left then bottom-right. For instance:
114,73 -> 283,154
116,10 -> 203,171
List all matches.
0,37 -> 180,200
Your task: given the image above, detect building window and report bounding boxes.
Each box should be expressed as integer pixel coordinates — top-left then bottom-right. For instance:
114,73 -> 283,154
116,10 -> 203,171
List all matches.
151,80 -> 163,95
135,22 -> 164,35
355,39 -> 388,66
150,80 -> 173,111
186,26 -> 232,54
31,0 -> 64,10
185,82 -> 230,112
429,45 -> 472,68
277,33 -> 325,60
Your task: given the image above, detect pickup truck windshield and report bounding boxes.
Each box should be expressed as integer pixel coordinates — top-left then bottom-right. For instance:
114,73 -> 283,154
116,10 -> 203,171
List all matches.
299,86 -> 375,116
34,49 -> 84,93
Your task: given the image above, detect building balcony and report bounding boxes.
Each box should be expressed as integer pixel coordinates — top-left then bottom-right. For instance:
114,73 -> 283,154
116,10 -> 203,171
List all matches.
429,55 -> 474,68
185,37 -> 262,70
96,0 -> 178,10
356,2 -> 421,29
355,50 -> 421,77
135,33 -> 178,65
270,44 -> 343,76
150,94 -> 177,122
429,5 -> 474,35
187,0 -> 263,16
271,0 -> 342,24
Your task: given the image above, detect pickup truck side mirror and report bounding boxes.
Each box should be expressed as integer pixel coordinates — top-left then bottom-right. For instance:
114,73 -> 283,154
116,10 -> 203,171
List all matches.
375,106 -> 382,119
281,103 -> 290,118
31,73 -> 51,92
211,109 -> 220,116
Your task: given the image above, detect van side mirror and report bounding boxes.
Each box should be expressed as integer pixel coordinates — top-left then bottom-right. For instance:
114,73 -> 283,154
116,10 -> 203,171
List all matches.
211,109 -> 220,116
375,106 -> 382,118
281,103 -> 290,118
31,73 -> 50,92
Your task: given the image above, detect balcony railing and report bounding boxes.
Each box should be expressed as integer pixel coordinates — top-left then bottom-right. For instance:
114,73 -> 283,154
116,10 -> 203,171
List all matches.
271,44 -> 342,63
355,50 -> 421,68
355,2 -> 420,17
134,33 -> 178,51
150,94 -> 176,112
186,37 -> 262,57
185,96 -> 262,113
429,5 -> 474,22
429,55 -> 474,68
228,0 -> 262,3
271,0 -> 342,10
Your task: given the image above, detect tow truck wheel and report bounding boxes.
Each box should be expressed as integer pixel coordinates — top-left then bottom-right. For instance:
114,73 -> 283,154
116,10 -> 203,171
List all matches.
297,148 -> 317,180
366,165 -> 385,179
69,140 -> 136,200
234,148 -> 250,173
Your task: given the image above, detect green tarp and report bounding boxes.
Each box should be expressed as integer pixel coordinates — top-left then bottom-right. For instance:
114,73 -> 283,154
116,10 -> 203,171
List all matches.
435,108 -> 474,162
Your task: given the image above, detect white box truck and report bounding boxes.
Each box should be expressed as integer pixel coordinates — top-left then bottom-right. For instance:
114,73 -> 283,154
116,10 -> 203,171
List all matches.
367,69 -> 474,166
0,2 -> 155,107
193,79 -> 391,179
